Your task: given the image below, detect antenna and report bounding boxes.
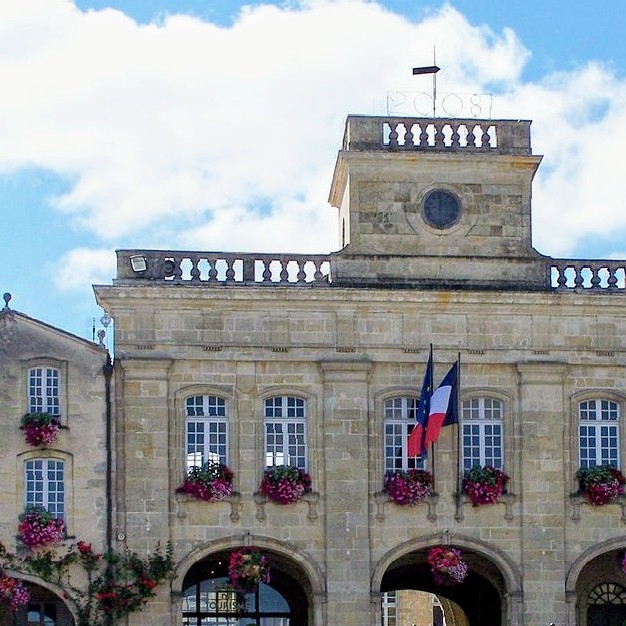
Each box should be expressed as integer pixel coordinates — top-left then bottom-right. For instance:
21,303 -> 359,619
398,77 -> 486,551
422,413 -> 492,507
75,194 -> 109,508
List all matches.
412,46 -> 440,117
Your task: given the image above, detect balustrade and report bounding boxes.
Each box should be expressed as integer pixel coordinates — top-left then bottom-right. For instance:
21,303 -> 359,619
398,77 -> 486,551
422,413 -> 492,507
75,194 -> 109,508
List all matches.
341,116 -> 532,155
117,251 -> 626,293
550,260 -> 626,291
117,250 -> 331,285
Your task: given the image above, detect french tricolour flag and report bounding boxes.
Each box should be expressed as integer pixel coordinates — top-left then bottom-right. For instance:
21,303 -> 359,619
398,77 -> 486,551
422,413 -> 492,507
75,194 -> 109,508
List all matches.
407,349 -> 433,458
423,361 -> 459,449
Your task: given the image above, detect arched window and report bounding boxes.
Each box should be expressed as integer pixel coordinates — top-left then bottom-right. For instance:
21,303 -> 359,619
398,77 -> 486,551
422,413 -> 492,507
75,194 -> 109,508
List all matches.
461,397 -> 504,471
588,582 -> 626,604
264,396 -> 307,469
185,395 -> 228,470
579,399 -> 620,468
25,458 -> 65,518
383,397 -> 425,471
28,367 -> 60,416
587,582 -> 626,625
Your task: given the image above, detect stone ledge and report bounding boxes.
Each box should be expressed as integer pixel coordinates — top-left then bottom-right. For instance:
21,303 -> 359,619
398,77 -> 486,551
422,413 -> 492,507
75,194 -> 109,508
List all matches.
374,491 -> 438,522
570,493 -> 626,524
175,492 -> 242,523
253,491 -> 319,523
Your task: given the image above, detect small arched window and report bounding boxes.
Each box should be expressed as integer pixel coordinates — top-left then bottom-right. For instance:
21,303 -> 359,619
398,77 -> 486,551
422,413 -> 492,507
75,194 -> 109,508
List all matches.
264,396 -> 307,469
579,398 -> 620,468
461,397 -> 504,471
28,367 -> 60,416
383,396 -> 425,471
185,395 -> 228,470
25,458 -> 65,518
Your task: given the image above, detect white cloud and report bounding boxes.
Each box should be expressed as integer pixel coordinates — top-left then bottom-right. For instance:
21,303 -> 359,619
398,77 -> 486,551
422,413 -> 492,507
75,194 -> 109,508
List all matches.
50,247 -> 116,292
2,0 -> 626,293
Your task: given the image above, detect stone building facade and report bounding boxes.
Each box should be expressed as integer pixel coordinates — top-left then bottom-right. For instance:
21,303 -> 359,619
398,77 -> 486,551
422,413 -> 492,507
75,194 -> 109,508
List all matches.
0,294 -> 110,625
87,114 -> 626,626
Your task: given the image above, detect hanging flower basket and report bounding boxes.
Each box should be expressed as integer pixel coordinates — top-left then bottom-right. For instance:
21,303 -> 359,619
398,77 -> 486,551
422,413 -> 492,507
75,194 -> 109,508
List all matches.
621,552 -> 626,576
20,412 -> 61,447
576,464 -> 626,505
384,469 -> 433,506
259,466 -> 312,504
462,465 -> 509,506
227,549 -> 270,592
176,461 -> 234,502
0,575 -> 30,610
426,546 -> 468,586
17,505 -> 65,548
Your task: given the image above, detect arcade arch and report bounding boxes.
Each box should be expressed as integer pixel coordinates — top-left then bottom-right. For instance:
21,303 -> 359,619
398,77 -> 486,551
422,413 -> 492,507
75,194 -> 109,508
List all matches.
373,534 -> 523,626
173,536 -> 325,626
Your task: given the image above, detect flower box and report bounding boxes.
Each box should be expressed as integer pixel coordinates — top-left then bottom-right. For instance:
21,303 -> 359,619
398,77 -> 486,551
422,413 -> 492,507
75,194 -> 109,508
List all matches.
17,505 -> 65,549
384,469 -> 433,506
259,466 -> 311,505
576,464 -> 626,505
20,412 -> 61,447
228,548 -> 270,592
462,465 -> 509,507
426,546 -> 468,585
176,461 -> 234,502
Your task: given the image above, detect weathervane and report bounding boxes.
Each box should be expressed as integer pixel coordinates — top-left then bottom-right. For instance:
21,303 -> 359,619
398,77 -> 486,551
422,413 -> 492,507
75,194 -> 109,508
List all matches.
412,47 -> 440,118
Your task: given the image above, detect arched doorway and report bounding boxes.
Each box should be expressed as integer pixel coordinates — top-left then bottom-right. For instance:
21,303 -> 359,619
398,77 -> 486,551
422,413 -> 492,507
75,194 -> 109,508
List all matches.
180,549 -> 309,626
0,583 -> 74,626
379,545 -> 508,626
569,546 -> 626,626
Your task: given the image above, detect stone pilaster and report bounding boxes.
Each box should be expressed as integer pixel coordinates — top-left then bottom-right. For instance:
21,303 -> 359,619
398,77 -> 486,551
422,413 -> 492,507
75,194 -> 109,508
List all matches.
517,361 -> 568,624
119,357 -> 173,550
319,360 -> 373,626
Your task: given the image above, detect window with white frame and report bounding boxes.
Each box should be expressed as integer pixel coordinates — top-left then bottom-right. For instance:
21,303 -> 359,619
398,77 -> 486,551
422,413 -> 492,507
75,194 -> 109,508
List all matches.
384,396 -> 426,471
579,398 -> 620,468
380,591 -> 397,626
462,397 -> 504,471
264,396 -> 307,469
25,459 -> 65,518
185,395 -> 228,470
28,367 -> 60,416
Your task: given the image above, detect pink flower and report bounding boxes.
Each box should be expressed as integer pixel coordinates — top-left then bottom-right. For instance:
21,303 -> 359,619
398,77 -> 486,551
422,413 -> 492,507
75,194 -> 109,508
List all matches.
228,549 -> 270,591
463,465 -> 509,506
0,575 -> 30,610
17,506 -> 65,548
576,465 -> 626,505
176,462 -> 234,503
260,466 -> 311,505
384,470 -> 433,506
427,547 -> 468,585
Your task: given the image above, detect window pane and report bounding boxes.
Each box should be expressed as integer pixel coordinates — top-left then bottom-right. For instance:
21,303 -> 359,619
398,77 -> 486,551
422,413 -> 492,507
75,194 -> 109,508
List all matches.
461,397 -> 504,469
383,397 -> 425,471
185,396 -> 228,467
24,459 -> 64,517
579,399 -> 621,469
264,397 -> 307,470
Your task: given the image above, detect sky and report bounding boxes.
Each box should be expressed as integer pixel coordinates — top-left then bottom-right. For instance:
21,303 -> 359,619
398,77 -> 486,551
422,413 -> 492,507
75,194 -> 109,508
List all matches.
3,0 -> 626,341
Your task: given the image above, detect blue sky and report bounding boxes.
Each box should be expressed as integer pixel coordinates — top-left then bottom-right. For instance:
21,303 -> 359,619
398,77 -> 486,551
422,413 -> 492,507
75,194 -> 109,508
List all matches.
2,0 -> 626,340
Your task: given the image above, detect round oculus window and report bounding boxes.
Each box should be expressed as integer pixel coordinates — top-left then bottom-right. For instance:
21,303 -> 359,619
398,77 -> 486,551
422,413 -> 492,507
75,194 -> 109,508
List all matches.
422,189 -> 461,229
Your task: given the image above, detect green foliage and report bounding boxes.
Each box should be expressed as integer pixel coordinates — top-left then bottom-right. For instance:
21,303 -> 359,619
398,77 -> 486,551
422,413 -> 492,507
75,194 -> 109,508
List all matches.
463,464 -> 507,487
186,460 -> 233,483
20,412 -> 59,427
576,463 -> 626,486
0,539 -> 174,626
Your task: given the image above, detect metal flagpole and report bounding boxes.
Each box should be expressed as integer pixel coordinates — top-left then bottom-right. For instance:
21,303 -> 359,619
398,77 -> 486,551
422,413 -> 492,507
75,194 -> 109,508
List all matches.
455,351 -> 463,521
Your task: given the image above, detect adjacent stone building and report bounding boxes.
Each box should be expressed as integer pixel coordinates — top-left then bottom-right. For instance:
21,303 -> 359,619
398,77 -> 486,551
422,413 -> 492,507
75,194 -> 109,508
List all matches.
0,294 -> 110,625
5,112 -> 626,626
